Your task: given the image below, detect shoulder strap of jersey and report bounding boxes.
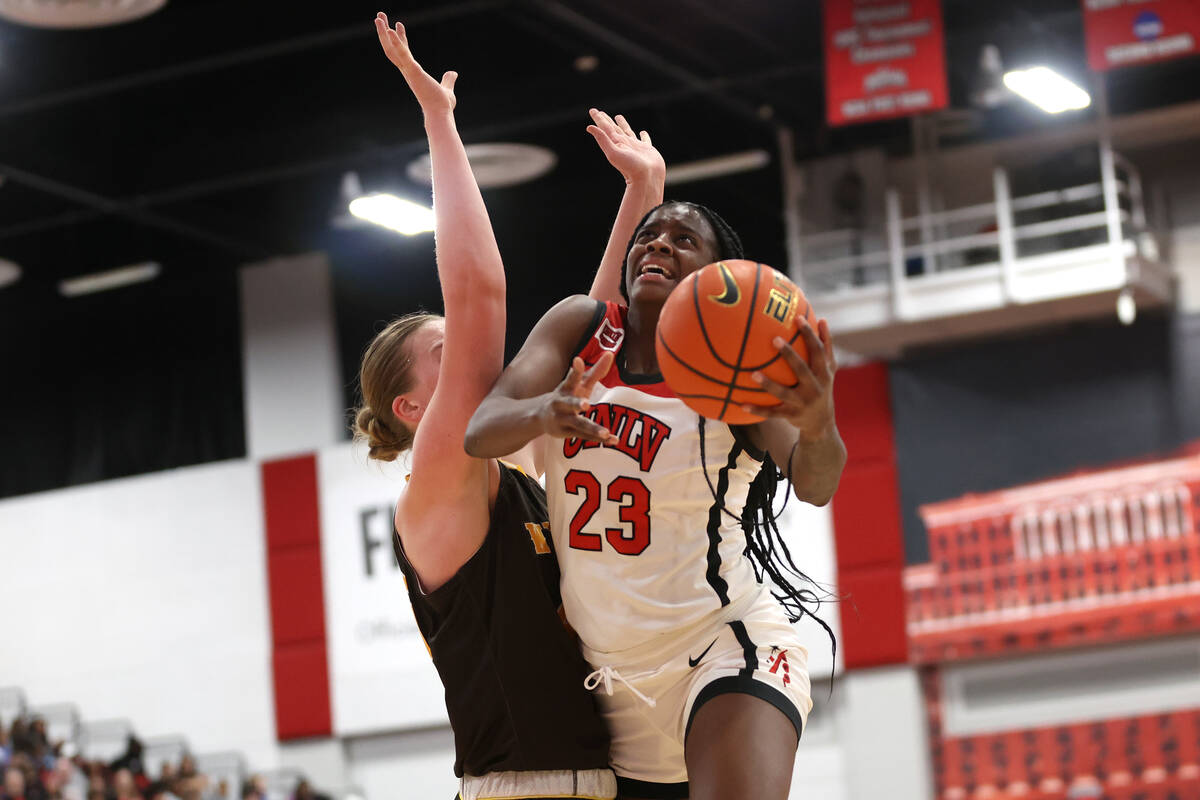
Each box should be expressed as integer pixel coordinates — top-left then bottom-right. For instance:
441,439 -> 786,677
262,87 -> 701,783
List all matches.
570,300 -> 625,367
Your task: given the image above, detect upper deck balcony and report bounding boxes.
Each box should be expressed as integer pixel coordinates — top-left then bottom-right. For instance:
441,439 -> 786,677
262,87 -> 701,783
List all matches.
789,116 -> 1180,359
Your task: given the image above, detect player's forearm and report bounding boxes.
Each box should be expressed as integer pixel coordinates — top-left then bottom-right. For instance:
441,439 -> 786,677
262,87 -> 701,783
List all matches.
464,395 -> 546,458
424,111 -> 505,300
588,170 -> 665,302
787,424 -> 847,507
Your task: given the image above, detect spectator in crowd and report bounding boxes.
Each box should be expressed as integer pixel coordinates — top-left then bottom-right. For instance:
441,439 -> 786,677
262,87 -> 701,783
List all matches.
108,740 -> 143,779
238,776 -> 264,800
2,720 -> 324,800
3,766 -> 26,800
112,769 -> 139,800
289,780 -> 327,800
6,755 -> 44,800
170,757 -> 206,800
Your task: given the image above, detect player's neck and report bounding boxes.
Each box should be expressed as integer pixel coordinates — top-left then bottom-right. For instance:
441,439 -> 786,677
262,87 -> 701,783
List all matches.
622,303 -> 661,374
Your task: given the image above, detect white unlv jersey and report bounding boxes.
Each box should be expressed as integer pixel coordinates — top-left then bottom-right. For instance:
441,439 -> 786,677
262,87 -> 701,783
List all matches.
542,301 -> 767,655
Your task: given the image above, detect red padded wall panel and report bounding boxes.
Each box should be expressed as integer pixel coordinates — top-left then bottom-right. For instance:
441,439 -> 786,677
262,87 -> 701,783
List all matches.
838,565 -> 909,667
832,361 -> 895,464
271,641 -> 333,739
832,362 -> 908,670
261,454 -> 332,739
831,460 -> 904,570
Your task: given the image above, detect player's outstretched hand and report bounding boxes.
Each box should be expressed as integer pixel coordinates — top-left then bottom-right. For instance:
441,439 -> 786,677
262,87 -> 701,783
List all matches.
374,12 -> 456,115
741,318 -> 838,442
539,351 -> 619,445
587,109 -> 665,184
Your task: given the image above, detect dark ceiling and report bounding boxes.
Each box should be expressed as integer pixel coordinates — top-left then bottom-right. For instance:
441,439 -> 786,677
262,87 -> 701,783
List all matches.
0,0 -> 1196,324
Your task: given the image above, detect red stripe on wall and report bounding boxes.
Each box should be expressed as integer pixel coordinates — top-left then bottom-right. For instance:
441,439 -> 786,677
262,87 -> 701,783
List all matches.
262,454 -> 332,738
832,363 -> 909,668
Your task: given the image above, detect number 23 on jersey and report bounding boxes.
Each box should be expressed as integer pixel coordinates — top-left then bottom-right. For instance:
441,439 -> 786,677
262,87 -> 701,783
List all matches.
564,469 -> 651,555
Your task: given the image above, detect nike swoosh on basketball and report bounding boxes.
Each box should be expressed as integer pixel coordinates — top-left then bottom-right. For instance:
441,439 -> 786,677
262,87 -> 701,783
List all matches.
688,638 -> 719,668
709,262 -> 740,306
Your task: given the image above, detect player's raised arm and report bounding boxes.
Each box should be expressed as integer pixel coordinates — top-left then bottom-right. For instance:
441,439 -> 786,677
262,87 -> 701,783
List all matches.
585,109 -> 665,303
374,13 -> 505,490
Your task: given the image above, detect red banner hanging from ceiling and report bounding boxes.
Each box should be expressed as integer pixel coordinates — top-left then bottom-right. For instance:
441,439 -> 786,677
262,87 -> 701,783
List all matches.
823,0 -> 949,127
1082,0 -> 1200,71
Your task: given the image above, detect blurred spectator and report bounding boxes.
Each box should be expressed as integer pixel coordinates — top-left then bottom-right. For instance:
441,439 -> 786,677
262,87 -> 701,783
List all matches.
51,758 -> 86,800
171,757 -> 206,800
4,720 -> 331,800
290,780 -> 328,800
3,766 -> 26,800
108,740 -> 143,779
7,755 -> 44,800
238,776 -> 264,800
112,770 -> 139,800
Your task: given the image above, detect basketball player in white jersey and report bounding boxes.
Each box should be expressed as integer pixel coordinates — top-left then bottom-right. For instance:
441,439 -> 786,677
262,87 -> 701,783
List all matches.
466,201 -> 846,799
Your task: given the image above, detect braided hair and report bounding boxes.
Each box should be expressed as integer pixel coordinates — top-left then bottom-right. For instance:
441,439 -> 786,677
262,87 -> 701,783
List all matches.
629,201 -> 837,656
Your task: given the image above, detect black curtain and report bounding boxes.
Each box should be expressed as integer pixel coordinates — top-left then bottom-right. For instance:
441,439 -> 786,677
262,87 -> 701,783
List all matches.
889,313 -> 1192,565
0,268 -> 244,499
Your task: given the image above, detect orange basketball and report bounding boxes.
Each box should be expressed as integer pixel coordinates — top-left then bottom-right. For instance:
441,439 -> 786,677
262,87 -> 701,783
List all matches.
655,259 -> 818,424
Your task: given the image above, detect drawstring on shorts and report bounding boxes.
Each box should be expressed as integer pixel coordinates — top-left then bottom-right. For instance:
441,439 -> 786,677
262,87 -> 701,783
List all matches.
583,665 -> 660,708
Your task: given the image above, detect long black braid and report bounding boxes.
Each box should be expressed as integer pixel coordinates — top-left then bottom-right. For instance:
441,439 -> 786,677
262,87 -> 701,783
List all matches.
631,201 -> 838,660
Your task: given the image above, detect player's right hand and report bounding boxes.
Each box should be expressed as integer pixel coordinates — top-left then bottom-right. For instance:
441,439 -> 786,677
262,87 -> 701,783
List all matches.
375,12 -> 457,114
539,352 -> 619,444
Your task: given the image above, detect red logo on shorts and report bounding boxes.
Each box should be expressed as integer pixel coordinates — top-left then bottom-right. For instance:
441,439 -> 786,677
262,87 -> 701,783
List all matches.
767,648 -> 791,687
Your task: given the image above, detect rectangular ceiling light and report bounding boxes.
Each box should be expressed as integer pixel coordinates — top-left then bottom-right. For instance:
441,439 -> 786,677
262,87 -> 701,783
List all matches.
348,193 -> 435,235
59,261 -> 161,297
1003,66 -> 1091,114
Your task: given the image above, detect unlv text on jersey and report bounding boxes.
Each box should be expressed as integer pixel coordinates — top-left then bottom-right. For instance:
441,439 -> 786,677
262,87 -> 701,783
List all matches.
562,403 -> 672,472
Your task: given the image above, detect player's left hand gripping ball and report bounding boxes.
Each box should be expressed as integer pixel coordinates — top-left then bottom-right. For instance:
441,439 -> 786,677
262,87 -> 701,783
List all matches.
743,318 -> 838,442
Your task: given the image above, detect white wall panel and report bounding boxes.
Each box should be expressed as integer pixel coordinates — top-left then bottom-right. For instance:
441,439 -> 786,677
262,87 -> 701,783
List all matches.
345,727 -> 456,800
776,499 -> 844,680
317,442 -> 447,736
0,460 -> 279,767
240,252 -> 344,460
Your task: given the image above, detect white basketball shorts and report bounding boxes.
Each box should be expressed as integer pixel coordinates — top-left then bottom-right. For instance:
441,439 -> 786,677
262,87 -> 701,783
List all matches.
580,588 -> 812,796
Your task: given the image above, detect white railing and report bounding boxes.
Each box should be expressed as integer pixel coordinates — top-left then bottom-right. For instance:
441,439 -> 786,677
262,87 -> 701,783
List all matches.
797,152 -> 1158,301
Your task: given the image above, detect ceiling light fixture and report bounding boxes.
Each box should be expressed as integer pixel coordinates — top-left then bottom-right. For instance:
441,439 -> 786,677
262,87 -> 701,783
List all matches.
1002,66 -> 1091,114
348,194 -> 435,236
0,0 -> 167,28
664,150 -> 771,186
1117,288 -> 1137,326
59,261 -> 161,297
0,258 -> 21,289
406,143 -> 557,189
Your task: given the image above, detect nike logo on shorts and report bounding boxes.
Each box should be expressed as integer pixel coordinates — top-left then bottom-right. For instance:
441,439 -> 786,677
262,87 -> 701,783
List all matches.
688,638 -> 718,668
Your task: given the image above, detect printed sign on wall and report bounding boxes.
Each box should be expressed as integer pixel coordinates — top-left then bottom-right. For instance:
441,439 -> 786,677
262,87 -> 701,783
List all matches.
1082,0 -> 1200,71
823,0 -> 949,126
317,442 -> 448,735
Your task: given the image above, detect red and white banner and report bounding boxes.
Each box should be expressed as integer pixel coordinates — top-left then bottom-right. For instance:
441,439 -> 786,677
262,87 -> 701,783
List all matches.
1082,0 -> 1200,71
823,0 -> 949,127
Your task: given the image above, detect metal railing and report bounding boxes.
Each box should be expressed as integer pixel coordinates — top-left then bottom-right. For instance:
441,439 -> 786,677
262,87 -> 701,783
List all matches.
797,149 -> 1159,306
